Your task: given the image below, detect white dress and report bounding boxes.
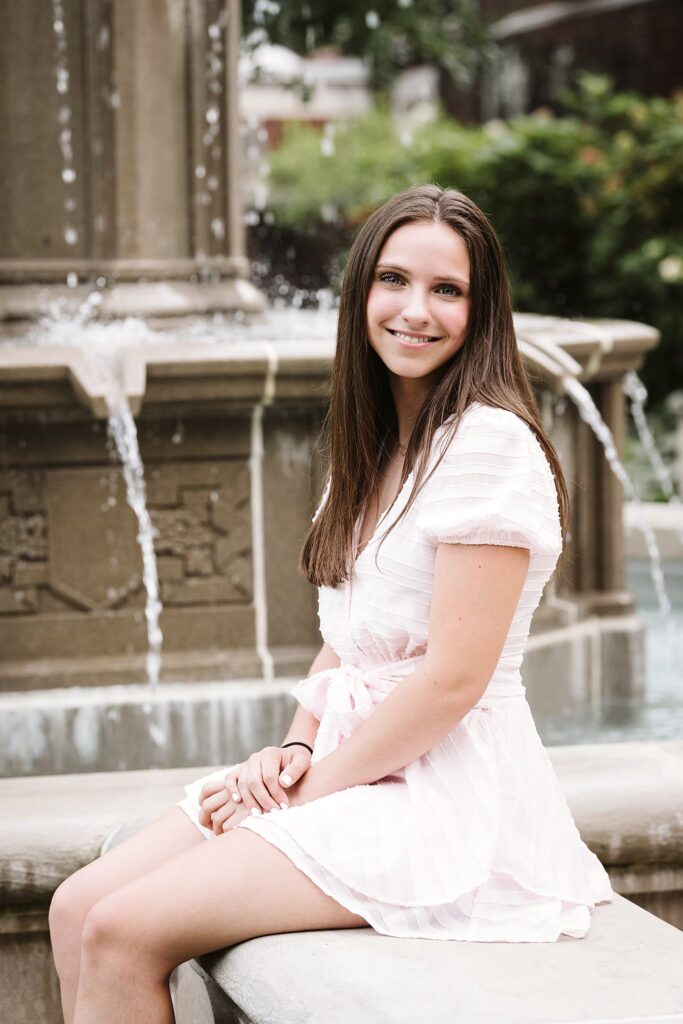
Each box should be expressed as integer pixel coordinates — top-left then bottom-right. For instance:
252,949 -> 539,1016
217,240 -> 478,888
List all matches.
179,402 -> 614,942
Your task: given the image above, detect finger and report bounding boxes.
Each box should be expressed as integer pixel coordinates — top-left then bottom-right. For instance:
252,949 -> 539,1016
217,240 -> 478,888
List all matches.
199,779 -> 226,804
222,805 -> 249,832
236,771 -> 262,814
279,750 -> 311,788
211,802 -> 237,836
247,752 -> 287,811
222,774 -> 242,803
260,751 -> 292,808
223,767 -> 242,803
201,789 -> 230,815
198,789 -> 229,828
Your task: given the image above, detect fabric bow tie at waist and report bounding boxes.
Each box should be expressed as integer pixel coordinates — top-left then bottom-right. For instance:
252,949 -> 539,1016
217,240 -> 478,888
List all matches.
290,655 -> 526,762
290,657 -> 423,762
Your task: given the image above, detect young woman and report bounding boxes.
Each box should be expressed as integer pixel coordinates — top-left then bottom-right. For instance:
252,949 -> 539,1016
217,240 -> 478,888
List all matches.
50,185 -> 613,1023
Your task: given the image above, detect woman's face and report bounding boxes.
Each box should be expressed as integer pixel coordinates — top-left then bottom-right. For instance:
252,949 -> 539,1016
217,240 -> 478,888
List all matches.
365,220 -> 471,388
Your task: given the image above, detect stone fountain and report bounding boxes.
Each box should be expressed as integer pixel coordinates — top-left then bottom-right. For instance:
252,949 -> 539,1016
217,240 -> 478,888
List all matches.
0,0 -> 663,776
3,8 -> 683,1024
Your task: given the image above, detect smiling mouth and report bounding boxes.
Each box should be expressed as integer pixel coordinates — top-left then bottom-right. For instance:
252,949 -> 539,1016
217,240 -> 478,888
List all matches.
386,328 -> 443,344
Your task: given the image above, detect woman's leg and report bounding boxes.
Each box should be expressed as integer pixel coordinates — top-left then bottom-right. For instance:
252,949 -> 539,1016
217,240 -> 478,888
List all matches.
49,807 -> 203,1024
73,826 -> 368,1024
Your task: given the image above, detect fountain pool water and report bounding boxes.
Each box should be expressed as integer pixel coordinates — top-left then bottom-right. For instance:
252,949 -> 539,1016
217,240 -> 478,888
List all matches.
539,558 -> 683,746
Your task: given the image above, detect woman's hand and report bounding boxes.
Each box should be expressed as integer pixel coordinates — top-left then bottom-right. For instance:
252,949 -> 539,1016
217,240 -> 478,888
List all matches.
227,745 -> 313,812
198,744 -> 313,834
197,788 -> 251,835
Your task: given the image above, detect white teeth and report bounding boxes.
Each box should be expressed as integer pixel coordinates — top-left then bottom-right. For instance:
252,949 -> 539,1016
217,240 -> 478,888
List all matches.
391,330 -> 436,344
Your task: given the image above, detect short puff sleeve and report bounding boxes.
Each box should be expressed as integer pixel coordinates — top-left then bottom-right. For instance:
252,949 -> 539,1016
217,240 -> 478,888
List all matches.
416,405 -> 562,555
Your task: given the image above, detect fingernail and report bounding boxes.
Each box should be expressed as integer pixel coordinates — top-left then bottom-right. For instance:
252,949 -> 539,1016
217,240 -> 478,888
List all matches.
250,807 -> 261,816
280,801 -> 288,810
231,792 -> 240,802
281,773 -> 292,787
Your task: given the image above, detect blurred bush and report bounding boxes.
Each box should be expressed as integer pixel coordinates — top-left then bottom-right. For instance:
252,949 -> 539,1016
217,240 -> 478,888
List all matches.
254,74 -> 683,404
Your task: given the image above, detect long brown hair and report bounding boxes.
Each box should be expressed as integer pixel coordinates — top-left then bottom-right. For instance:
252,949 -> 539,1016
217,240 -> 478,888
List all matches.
300,184 -> 569,588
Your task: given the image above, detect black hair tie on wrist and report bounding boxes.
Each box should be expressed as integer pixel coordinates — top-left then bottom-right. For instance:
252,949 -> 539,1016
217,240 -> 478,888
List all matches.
281,740 -> 313,755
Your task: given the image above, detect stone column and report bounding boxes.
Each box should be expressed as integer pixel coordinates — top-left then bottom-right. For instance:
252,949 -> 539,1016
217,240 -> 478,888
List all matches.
0,0 -> 263,318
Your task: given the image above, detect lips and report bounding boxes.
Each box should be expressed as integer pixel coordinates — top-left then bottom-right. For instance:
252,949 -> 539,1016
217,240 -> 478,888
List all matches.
386,328 -> 443,344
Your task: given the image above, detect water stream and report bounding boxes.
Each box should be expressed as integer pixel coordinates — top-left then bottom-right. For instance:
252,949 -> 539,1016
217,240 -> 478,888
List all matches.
106,406 -> 163,689
19,312 -> 167,689
562,375 -> 672,616
50,0 -> 79,250
624,371 -> 683,543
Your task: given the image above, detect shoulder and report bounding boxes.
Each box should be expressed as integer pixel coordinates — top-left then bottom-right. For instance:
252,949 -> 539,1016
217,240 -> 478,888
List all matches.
417,403 -> 562,554
433,402 -> 546,465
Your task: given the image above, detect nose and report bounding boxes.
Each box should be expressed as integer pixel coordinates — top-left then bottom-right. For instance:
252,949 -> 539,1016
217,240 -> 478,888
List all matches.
401,286 -> 431,327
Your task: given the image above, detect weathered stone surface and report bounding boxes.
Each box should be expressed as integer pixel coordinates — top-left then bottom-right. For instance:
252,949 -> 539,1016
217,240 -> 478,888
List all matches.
47,467 -> 139,610
0,434 -> 262,685
551,741 -> 683,868
0,0 -> 249,283
1,741 -> 682,909
0,922 -> 62,1024
0,605 -> 262,691
0,587 -> 38,614
199,897 -> 683,1024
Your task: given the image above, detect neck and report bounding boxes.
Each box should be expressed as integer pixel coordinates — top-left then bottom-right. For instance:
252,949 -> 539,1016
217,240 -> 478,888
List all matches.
388,373 -> 432,449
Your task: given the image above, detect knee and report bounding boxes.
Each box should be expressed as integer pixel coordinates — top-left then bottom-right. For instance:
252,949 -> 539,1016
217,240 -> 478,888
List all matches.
49,873 -> 91,952
82,893 -> 165,980
81,895 -> 173,983
80,896 -> 129,963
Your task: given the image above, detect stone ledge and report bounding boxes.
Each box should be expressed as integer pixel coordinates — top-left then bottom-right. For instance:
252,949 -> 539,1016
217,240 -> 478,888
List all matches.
195,896 -> 683,1024
1,741 -> 682,908
0,765 -> 201,904
624,502 -> 683,562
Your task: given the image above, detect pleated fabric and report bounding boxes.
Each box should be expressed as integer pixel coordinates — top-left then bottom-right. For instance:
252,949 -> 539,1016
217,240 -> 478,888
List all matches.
179,403 -> 614,942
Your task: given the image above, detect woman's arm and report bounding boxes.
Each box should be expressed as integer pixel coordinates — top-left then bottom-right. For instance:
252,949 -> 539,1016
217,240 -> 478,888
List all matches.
200,642 -> 339,828
281,641 -> 340,748
289,543 -> 529,805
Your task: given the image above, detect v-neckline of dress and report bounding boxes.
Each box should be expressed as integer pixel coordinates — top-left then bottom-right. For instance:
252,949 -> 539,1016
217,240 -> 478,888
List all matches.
354,470 -> 413,562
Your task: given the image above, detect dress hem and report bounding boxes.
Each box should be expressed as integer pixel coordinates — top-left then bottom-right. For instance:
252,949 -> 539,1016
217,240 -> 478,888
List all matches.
236,815 -> 612,944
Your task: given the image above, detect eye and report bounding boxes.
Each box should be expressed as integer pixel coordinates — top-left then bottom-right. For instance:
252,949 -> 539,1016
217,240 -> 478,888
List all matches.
377,271 -> 403,286
435,283 -> 463,297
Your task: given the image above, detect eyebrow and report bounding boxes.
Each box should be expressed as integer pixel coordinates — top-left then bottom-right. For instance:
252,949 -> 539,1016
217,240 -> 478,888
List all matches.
375,263 -> 470,288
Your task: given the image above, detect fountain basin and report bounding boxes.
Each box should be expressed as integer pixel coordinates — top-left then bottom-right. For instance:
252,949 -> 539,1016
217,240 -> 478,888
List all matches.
0,312 -> 662,770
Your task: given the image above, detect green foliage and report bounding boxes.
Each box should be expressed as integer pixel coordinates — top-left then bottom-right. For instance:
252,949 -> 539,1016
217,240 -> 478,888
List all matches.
260,74 -> 683,403
242,0 -> 485,89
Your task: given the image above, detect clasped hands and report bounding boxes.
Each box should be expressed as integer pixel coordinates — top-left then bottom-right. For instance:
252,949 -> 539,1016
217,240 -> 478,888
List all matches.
198,744 -> 313,835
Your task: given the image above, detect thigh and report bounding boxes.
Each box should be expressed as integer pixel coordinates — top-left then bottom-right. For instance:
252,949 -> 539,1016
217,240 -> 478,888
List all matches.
60,807 -> 204,911
91,826 -> 368,969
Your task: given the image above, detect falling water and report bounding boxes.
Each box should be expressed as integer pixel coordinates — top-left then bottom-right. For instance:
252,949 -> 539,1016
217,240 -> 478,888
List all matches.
562,375 -> 672,616
18,308 -> 167,688
623,371 -> 683,542
106,405 -> 163,689
204,7 -> 228,245
51,0 -> 79,250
